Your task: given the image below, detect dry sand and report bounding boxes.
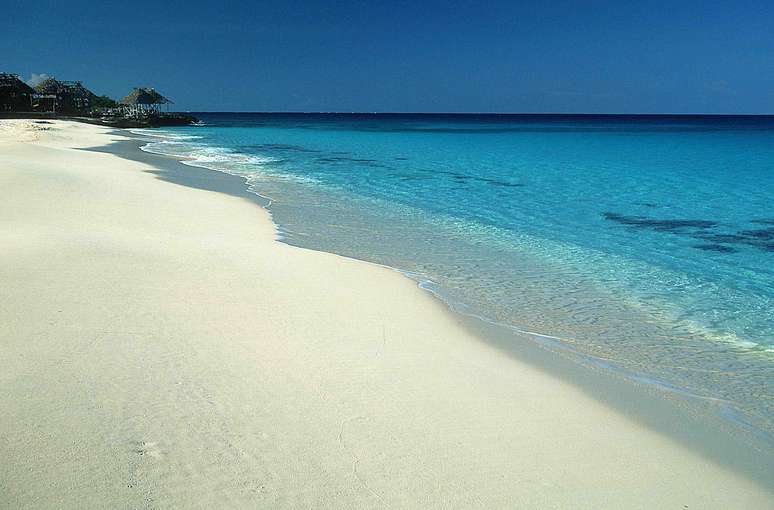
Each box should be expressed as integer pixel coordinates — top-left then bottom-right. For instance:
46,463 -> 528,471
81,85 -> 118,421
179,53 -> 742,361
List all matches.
1,119 -> 772,508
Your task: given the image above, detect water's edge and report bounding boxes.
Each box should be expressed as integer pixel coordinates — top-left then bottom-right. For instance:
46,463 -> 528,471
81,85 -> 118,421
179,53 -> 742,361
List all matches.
85,131 -> 774,493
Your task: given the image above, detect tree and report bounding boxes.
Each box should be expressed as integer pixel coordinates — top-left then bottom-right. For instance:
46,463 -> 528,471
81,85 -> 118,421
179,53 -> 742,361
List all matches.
91,95 -> 117,108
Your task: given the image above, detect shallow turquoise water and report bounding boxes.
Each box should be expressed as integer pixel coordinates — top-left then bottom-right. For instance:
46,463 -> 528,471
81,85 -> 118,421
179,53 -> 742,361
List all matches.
135,114 -> 774,439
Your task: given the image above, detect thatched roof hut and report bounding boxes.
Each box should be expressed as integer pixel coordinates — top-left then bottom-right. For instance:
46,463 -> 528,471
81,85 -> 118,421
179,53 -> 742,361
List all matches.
0,73 -> 34,94
33,78 -> 96,113
64,81 -> 95,101
33,77 -> 62,95
120,88 -> 172,107
0,73 -> 35,112
119,88 -> 173,118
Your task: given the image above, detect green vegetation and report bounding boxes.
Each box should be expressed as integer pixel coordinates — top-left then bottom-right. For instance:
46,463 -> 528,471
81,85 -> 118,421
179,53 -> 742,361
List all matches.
91,95 -> 117,108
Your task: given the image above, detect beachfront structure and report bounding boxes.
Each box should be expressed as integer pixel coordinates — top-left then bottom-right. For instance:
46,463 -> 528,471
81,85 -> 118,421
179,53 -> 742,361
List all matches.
33,78 -> 96,113
119,88 -> 173,118
0,73 -> 35,112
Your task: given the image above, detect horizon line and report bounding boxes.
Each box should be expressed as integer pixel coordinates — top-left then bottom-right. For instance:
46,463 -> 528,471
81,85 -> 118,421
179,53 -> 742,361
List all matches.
180,111 -> 774,116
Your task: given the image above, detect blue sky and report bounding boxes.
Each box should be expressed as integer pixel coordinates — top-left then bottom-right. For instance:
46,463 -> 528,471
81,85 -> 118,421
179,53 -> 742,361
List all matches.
2,0 -> 773,113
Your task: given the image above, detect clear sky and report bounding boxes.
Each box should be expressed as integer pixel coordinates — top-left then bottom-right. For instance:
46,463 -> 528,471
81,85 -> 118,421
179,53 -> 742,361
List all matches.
3,0 -> 773,113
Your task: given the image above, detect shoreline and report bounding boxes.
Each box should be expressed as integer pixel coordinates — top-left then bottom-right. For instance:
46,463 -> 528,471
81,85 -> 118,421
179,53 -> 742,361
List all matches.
2,119 -> 773,508
110,128 -> 774,487
128,118 -> 774,438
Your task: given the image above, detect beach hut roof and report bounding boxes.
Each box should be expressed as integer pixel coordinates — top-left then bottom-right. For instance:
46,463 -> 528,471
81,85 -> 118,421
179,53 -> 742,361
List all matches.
119,88 -> 173,105
33,78 -> 96,99
0,73 -> 35,94
33,77 -> 63,94
65,81 -> 96,100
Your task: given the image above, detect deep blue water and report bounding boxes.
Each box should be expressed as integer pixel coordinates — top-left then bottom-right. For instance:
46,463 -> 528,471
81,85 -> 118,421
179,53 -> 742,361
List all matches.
135,113 -> 774,439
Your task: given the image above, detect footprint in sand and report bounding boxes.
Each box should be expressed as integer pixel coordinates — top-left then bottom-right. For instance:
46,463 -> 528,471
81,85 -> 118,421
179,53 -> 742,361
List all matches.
132,440 -> 163,459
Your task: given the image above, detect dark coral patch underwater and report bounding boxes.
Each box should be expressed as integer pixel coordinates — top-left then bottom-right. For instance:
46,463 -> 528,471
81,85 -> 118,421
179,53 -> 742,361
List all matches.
603,213 -> 774,253
602,212 -> 717,232
692,244 -> 738,253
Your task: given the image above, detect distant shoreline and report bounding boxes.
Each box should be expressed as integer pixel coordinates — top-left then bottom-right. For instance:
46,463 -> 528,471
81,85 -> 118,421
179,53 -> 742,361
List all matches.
0,111 -> 197,128
172,111 -> 774,117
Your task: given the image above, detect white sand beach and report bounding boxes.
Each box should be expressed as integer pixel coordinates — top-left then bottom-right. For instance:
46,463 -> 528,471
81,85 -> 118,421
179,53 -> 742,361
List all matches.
1,119 -> 772,509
